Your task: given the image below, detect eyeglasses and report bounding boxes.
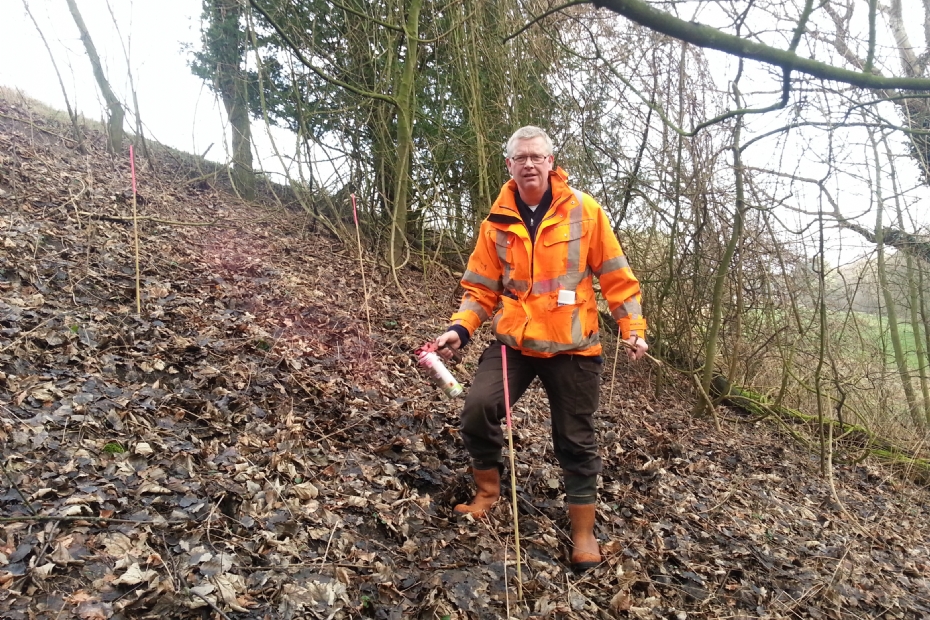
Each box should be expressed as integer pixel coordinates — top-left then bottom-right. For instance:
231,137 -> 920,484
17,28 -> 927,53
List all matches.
509,154 -> 550,164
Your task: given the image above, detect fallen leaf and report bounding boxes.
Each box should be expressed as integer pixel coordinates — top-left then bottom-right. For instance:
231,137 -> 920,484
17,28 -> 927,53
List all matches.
134,442 -> 154,456
292,481 -> 319,500
112,563 -> 156,586
76,601 -> 113,620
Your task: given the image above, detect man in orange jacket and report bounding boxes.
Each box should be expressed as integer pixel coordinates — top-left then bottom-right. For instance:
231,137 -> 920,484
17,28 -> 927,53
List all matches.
431,126 -> 648,572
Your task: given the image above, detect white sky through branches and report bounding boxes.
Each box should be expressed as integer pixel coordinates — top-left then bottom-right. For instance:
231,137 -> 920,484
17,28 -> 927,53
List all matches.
0,0 -> 227,163
1,0 -> 929,270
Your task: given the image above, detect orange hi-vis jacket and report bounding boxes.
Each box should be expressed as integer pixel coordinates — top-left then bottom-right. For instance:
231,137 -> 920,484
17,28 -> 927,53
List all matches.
451,167 -> 647,358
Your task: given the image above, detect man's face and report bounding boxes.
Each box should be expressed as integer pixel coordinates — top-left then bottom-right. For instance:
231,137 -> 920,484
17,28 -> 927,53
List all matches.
506,137 -> 553,200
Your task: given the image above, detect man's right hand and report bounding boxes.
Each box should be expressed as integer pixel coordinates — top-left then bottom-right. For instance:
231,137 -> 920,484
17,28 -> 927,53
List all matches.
434,330 -> 461,361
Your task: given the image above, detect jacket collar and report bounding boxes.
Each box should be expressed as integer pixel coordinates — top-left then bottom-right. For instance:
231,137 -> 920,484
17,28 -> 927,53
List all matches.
491,167 -> 571,219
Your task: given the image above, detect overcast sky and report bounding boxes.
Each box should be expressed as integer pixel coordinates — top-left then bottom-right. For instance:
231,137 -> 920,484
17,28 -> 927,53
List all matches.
0,0 -> 229,163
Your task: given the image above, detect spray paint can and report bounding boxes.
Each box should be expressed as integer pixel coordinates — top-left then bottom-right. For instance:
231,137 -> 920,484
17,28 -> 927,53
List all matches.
417,350 -> 464,398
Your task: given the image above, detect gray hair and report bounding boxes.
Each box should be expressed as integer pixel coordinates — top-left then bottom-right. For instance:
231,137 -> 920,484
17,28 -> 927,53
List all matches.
505,126 -> 554,158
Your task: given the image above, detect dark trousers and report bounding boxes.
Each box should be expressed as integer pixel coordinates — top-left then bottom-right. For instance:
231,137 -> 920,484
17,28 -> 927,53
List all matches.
461,343 -> 603,479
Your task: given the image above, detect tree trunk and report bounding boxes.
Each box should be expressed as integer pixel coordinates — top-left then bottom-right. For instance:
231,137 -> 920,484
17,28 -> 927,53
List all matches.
696,78 -> 746,417
65,0 -> 124,154
920,266 -> 930,421
387,0 -> 421,269
206,0 -> 254,199
870,133 -> 922,427
225,84 -> 254,200
884,137 -> 930,424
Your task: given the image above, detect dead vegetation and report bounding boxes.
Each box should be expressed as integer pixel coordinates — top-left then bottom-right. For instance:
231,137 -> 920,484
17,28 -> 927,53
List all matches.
0,90 -> 929,619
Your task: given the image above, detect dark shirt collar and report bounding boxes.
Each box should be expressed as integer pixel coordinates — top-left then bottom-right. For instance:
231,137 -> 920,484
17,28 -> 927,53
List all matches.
514,186 -> 552,213
514,187 -> 553,242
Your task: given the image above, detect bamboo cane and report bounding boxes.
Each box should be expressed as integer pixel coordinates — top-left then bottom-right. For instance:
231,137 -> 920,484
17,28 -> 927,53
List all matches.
350,194 -> 371,334
607,324 -> 624,408
129,145 -> 141,315
501,344 -> 523,600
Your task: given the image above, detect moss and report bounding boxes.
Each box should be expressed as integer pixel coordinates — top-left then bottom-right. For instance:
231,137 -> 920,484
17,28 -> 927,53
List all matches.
713,375 -> 930,484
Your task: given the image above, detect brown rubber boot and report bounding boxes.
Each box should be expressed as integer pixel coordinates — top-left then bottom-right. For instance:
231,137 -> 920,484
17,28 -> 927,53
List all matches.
453,467 -> 501,518
568,503 -> 601,572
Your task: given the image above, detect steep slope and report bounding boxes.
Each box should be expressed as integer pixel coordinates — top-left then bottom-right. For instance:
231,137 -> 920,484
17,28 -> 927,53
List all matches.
0,91 -> 928,620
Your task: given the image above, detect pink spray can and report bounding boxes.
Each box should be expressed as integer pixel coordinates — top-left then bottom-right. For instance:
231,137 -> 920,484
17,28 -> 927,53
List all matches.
417,350 -> 464,398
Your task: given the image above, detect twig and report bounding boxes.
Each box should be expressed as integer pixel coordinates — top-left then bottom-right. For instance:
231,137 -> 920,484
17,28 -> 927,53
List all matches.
30,520 -> 60,568
1,460 -> 37,515
691,373 -> 722,432
616,338 -> 722,431
618,338 -> 664,367
503,0 -> 589,42
187,587 -> 232,620
694,491 -> 733,514
824,423 -> 874,542
0,515 -> 189,524
0,315 -> 55,354
235,561 -> 475,571
75,211 -> 225,227
0,112 -> 77,144
504,544 -> 511,617
320,523 -> 338,565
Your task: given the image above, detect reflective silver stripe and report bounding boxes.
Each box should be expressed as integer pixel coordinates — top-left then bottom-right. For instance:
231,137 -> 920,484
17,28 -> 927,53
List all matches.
612,299 -> 643,320
523,329 -> 601,355
531,268 -> 591,295
560,267 -> 590,291
458,296 -> 489,322
566,198 -> 584,274
597,255 -> 630,276
508,279 -> 530,293
532,278 -> 561,294
496,332 -> 519,349
463,269 -> 502,292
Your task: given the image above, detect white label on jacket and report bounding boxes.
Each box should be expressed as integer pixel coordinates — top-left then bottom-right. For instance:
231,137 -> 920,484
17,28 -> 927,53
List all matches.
557,289 -> 575,306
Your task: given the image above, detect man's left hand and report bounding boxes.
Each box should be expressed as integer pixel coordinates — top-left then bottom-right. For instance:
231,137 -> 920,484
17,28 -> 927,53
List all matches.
626,335 -> 648,361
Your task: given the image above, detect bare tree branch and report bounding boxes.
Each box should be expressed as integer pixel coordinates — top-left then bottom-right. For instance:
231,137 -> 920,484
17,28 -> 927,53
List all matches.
591,0 -> 930,89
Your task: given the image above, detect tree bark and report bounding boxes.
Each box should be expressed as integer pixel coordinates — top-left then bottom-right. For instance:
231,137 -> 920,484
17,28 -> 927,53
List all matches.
65,0 -> 124,154
205,0 -> 254,200
696,76 -> 746,418
870,133 -> 923,427
387,0 -> 421,270
884,137 -> 930,424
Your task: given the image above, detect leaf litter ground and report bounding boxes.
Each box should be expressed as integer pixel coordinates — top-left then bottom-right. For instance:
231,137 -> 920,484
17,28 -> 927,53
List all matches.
0,93 -> 928,620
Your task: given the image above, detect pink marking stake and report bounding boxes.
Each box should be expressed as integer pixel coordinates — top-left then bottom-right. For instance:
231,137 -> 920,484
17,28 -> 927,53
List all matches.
128,145 -> 141,314
501,344 -> 523,599
129,145 -> 137,193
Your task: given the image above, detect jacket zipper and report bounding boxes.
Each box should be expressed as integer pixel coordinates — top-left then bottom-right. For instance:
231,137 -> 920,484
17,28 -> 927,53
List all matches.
497,198 -> 564,294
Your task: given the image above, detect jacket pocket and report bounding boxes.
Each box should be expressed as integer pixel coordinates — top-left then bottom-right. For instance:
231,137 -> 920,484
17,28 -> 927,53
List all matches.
493,295 -> 525,340
492,230 -> 514,268
525,302 -> 581,348
540,221 -> 591,276
542,223 -> 584,246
